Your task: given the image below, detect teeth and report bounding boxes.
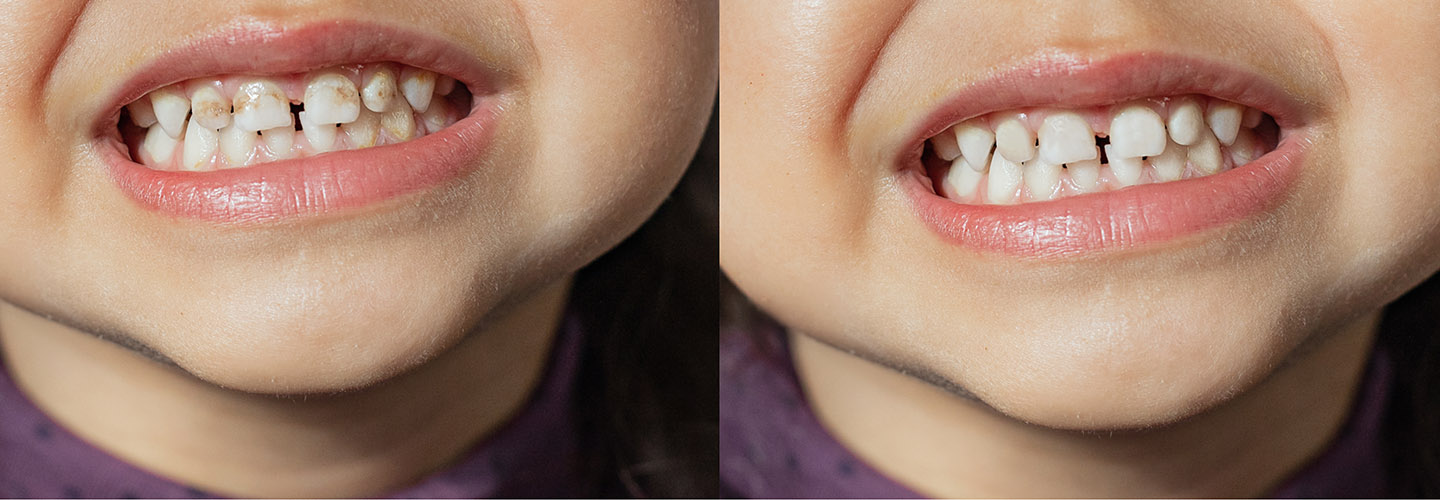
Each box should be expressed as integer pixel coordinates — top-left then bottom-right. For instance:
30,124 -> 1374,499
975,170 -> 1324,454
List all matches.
362,67 -> 399,113
954,121 -> 994,173
1109,105 -> 1167,158
342,108 -> 381,148
435,75 -> 457,96
1167,98 -> 1205,146
1189,130 -> 1223,175
189,85 -> 231,130
931,126 -> 962,161
1105,145 -> 1144,187
994,117 -> 1034,163
381,97 -> 418,142
181,119 -> 218,171
401,68 -> 437,113
142,124 -> 181,164
126,97 -> 159,128
1024,159 -> 1062,201
1037,112 -> 1097,165
986,153 -> 1023,204
1068,158 -> 1101,193
262,126 -> 296,160
943,158 -> 984,200
150,86 -> 190,139
232,80 -> 292,132
299,111 -> 338,153
1229,129 -> 1260,167
304,73 -> 361,125
219,123 -> 258,167
1242,107 -> 1263,128
1151,139 -> 1187,182
420,96 -> 451,134
1207,101 -> 1243,146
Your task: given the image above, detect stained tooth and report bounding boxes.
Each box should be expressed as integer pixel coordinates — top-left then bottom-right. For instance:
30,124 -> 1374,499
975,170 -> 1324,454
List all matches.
1105,145 -> 1143,187
262,126 -> 296,160
435,75 -> 456,95
401,68 -> 437,112
1037,112 -> 1097,165
986,153 -> 1023,204
1167,97 -> 1205,146
126,97 -> 159,128
1207,101 -> 1243,146
142,124 -> 181,165
994,117 -> 1034,163
931,126 -> 961,161
1068,158 -> 1101,193
381,97 -> 418,142
420,96 -> 450,134
1109,105 -> 1167,158
219,124 -> 258,166
189,85 -> 231,130
362,67 -> 399,113
1024,158 -> 1062,201
181,118 -> 218,171
302,73 -> 361,125
233,80 -> 292,132
955,121 -> 994,172
1151,139 -> 1187,182
1189,131 -> 1223,175
342,108 -> 381,148
299,111 -> 338,153
150,86 -> 190,138
943,158 -> 984,201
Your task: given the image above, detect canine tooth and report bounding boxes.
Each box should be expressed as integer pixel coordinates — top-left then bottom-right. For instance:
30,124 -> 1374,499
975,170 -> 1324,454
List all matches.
381,97 -> 418,142
233,80 -> 292,132
1189,131 -> 1223,175
420,97 -> 450,134
1110,105 -> 1167,158
986,153 -> 1023,204
262,126 -> 296,160
943,158 -> 984,201
1024,159 -> 1062,201
1167,98 -> 1205,146
181,119 -> 218,170
303,73 -> 361,125
1068,158 -> 1101,192
362,67 -> 398,113
955,121 -> 994,172
1207,101 -> 1243,146
1105,145 -> 1143,186
219,124 -> 258,166
142,124 -> 180,164
931,126 -> 961,161
342,108 -> 381,148
1038,112 -> 1097,165
435,75 -> 456,95
1151,139 -> 1187,182
299,111 -> 337,153
189,85 -> 230,130
995,117 -> 1034,163
150,86 -> 190,138
126,97 -> 158,128
1242,107 -> 1263,128
1229,129 -> 1260,166
401,68 -> 437,112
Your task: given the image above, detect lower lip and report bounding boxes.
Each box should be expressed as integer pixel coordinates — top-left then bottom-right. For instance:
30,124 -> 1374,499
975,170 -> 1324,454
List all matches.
903,134 -> 1307,258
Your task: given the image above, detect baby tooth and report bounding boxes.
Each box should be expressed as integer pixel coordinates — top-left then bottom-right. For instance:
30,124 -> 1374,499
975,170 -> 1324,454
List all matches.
931,126 -> 961,161
1151,139 -> 1187,182
181,118 -> 218,171
1189,131 -> 1223,175
1067,158 -> 1101,192
126,97 -> 158,128
1167,97 -> 1205,146
401,68 -> 437,113
381,97 -> 418,142
986,153 -> 1023,204
150,86 -> 190,139
1207,101 -> 1243,146
342,107 -> 381,148
995,117 -> 1034,163
233,80 -> 292,132
1105,144 -> 1143,186
262,126 -> 296,160
299,111 -> 338,153
435,75 -> 456,95
943,157 -> 984,201
219,124 -> 258,167
142,124 -> 181,165
1109,105 -> 1167,158
362,67 -> 398,113
1024,159 -> 1062,201
304,72 -> 361,125
190,85 -> 231,130
1038,112 -> 1097,165
955,121 -> 994,172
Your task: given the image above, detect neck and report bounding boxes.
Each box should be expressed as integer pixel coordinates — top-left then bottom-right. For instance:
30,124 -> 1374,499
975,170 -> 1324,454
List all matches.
792,313 -> 1379,498
0,278 -> 570,498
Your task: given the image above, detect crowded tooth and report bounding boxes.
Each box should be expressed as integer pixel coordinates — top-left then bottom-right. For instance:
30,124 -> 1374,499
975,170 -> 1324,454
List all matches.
299,111 -> 338,153
1037,112 -> 1097,165
986,153 -> 1023,204
342,108 -> 381,148
181,119 -> 218,170
435,75 -> 456,95
362,67 -> 399,113
943,158 -> 984,200
1207,101 -> 1243,146
420,96 -> 450,134
1243,107 -> 1263,128
1151,139 -> 1187,182
1024,159 -> 1062,201
304,73 -> 361,125
1105,145 -> 1144,187
995,117 -> 1034,163
1229,129 -> 1260,166
219,124 -> 258,166
955,121 -> 994,173
931,126 -> 961,161
126,97 -> 158,128
1167,98 -> 1205,146
142,124 -> 180,164
1109,105 -> 1167,158
262,126 -> 296,160
1068,158 -> 1101,192
189,85 -> 231,130
233,80 -> 292,132
401,68 -> 437,112
150,86 -> 190,138
381,98 -> 418,142
1189,131 -> 1223,175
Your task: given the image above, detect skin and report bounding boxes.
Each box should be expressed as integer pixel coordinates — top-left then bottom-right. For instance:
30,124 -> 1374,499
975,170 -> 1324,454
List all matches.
0,0 -> 715,497
721,0 -> 1440,497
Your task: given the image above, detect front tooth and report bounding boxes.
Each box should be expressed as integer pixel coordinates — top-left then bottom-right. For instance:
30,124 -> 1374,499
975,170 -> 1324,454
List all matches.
1109,105 -> 1167,158
304,73 -> 361,125
299,111 -> 338,153
1024,158 -> 1062,201
262,126 -> 296,160
401,68 -> 437,113
931,126 -> 961,161
1105,144 -> 1143,186
232,80 -> 292,132
142,124 -> 181,165
994,117 -> 1034,163
189,85 -> 231,130
362,67 -> 398,113
150,86 -> 190,138
219,123 -> 258,167
986,153 -> 1023,204
1207,101 -> 1243,146
126,97 -> 158,128
1037,112 -> 1097,165
1167,97 -> 1205,146
1068,158 -> 1101,192
1189,131 -> 1223,175
181,119 -> 218,171
943,157 -> 984,201
381,97 -> 418,142
1151,139 -> 1187,182
955,121 -> 994,173
342,108 -> 381,148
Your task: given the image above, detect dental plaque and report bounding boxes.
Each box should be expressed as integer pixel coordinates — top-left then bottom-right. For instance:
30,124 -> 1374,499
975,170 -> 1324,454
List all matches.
120,64 -> 470,171
923,96 -> 1279,204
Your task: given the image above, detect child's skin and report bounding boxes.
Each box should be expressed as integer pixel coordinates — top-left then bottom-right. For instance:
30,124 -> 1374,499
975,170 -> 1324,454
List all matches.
721,1 -> 1440,497
0,1 -> 715,497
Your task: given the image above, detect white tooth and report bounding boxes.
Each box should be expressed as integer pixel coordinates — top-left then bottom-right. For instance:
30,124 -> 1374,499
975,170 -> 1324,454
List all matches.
435,75 -> 456,95
262,126 -> 296,160
232,80 -> 292,132
362,67 -> 398,113
150,86 -> 190,139
1207,101 -> 1243,146
994,117 -> 1034,163
1067,158 -> 1101,193
1151,139 -> 1187,182
126,97 -> 158,128
931,126 -> 961,161
955,121 -> 994,172
1189,131 -> 1223,175
189,85 -> 230,130
986,153 -> 1022,204
342,107 -> 380,148
420,97 -> 450,134
943,157 -> 984,201
304,72 -> 361,125
1038,112 -> 1097,165
401,68 -> 437,113
219,123 -> 258,167
299,111 -> 338,153
381,97 -> 417,142
1229,129 -> 1260,167
1167,98 -> 1205,146
181,118 -> 218,171
1105,144 -> 1143,187
1109,105 -> 1167,158
142,124 -> 180,165
1024,158 -> 1062,201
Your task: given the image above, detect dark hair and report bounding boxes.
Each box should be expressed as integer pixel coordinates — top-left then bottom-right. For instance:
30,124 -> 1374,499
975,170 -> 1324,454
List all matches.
570,102 -> 718,497
1379,270 -> 1440,496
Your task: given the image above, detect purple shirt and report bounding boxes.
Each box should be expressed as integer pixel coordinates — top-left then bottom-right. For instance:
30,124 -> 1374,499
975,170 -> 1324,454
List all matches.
720,318 -> 1391,498
0,312 -> 586,498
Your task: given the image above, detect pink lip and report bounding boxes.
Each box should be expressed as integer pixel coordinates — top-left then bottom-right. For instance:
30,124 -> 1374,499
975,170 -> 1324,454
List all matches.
900,52 -> 1314,258
93,20 -> 508,224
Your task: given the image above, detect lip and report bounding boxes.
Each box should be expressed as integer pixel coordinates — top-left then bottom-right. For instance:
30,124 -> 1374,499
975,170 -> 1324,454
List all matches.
898,52 -> 1315,258
93,20 -> 509,224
